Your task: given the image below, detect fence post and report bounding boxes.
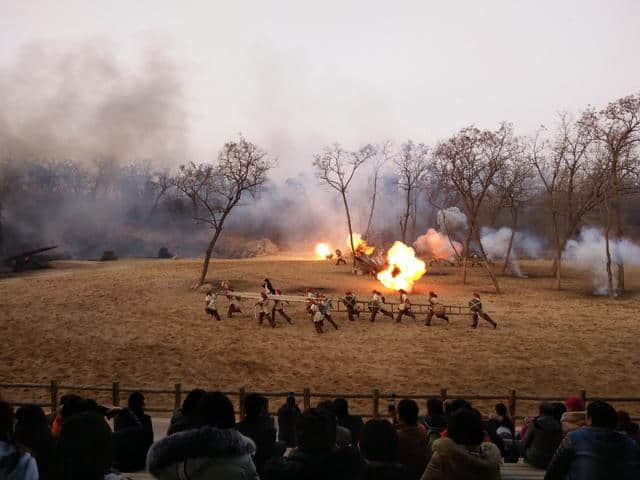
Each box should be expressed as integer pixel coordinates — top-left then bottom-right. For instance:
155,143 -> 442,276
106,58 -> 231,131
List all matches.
580,389 -> 587,406
372,389 -> 380,418
239,387 -> 246,420
174,383 -> 182,411
508,389 -> 517,420
303,388 -> 311,410
50,380 -> 58,412
440,388 -> 447,403
112,381 -> 120,406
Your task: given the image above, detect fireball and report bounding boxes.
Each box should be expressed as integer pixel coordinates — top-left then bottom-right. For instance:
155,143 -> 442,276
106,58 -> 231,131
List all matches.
346,232 -> 375,256
377,241 -> 426,291
315,243 -> 331,259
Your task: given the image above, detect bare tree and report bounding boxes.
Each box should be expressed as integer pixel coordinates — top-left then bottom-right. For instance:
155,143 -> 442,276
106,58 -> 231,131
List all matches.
173,162 -> 210,215
313,143 -> 376,268
174,136 -> 274,286
147,170 -> 173,220
396,140 -> 429,243
364,141 -> 393,238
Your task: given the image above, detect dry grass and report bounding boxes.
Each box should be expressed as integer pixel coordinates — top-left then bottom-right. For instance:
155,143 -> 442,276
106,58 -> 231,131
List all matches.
1,257 -> 639,417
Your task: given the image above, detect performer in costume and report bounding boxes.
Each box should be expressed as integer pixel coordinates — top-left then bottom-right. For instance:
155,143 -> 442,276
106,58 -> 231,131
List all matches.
425,291 -> 449,326
395,289 -> 416,323
469,292 -> 497,328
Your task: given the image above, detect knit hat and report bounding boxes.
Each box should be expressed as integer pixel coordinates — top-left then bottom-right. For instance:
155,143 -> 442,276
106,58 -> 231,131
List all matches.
565,396 -> 585,412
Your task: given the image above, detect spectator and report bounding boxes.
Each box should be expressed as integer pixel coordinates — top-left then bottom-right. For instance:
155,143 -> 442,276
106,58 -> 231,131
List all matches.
523,402 -> 563,469
485,403 -> 517,462
360,419 -> 409,480
422,408 -> 501,480
277,394 -> 301,448
0,401 -> 38,480
15,404 -> 55,479
167,388 -> 205,435
317,400 -> 352,447
236,393 -> 281,475
561,395 -> 586,435
112,391 -> 153,472
395,399 -> 428,480
147,391 -> 258,480
545,400 -> 640,480
423,398 -> 447,463
51,394 -> 83,437
263,407 -> 361,480
57,411 -> 122,480
334,397 -> 364,446
551,402 -> 566,423
616,410 -> 640,445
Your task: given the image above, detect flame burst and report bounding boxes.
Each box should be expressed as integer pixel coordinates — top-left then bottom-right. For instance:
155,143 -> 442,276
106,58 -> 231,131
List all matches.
377,241 -> 426,291
347,233 -> 375,256
315,243 -> 331,259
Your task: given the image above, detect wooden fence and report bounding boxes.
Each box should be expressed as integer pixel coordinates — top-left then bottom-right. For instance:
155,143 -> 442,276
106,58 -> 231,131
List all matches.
2,381 -> 639,422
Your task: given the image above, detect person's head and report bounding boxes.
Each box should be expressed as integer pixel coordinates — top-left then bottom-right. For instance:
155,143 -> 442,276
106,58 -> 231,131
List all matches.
427,398 -> 444,417
429,291 -> 436,297
345,290 -> 353,295
333,398 -> 349,418
264,278 -> 270,283
539,402 -> 554,417
551,402 -> 567,422
448,408 -> 485,446
316,400 -> 336,418
296,408 -> 336,454
15,404 -> 51,450
445,398 -> 471,421
58,412 -> 113,480
0,400 -> 14,442
197,392 -> 236,429
617,410 -> 632,429
128,392 -> 145,414
397,399 -> 419,426
59,395 -> 83,419
398,289 -> 406,294
276,289 -> 282,295
473,292 -> 480,299
587,401 -> 617,429
565,396 -> 585,412
206,289 -> 213,296
360,419 -> 397,462
182,389 -> 206,416
244,394 -> 267,419
286,394 -> 296,408
495,403 -> 508,418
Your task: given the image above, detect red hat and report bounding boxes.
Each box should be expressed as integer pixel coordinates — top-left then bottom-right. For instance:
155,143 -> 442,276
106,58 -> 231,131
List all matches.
429,291 -> 437,297
345,290 -> 353,295
565,396 -> 585,412
276,289 -> 282,294
473,292 -> 480,298
398,289 -> 406,294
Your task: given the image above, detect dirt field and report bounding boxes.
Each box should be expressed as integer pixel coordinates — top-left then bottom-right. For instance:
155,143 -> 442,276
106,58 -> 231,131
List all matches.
1,256 -> 639,417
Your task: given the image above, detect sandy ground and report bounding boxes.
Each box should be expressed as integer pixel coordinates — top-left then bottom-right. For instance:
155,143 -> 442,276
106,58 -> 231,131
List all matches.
1,256 -> 639,417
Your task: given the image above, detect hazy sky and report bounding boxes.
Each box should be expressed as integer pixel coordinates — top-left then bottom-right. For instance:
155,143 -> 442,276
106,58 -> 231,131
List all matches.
2,0 -> 639,178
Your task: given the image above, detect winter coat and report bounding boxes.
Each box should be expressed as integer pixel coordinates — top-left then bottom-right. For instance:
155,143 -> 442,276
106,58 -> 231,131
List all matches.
421,437 -> 501,480
236,415 -> 279,475
0,441 -> 38,480
395,424 -> 429,480
112,408 -> 154,472
166,409 -> 199,436
523,415 -> 563,469
423,414 -> 447,464
544,426 -> 640,480
277,404 -> 301,447
147,426 -> 258,480
263,446 -> 362,480
561,411 -> 586,435
361,460 -> 410,480
337,414 -> 364,446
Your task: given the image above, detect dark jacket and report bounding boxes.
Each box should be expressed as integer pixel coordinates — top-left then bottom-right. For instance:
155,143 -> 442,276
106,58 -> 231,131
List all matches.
147,426 -> 258,480
277,404 -> 301,447
423,415 -> 447,464
395,424 -> 428,480
362,460 -> 410,480
544,426 -> 640,480
236,415 -> 279,475
112,408 -> 153,472
523,415 -> 562,469
263,447 -> 362,480
338,414 -> 364,446
166,409 -> 199,436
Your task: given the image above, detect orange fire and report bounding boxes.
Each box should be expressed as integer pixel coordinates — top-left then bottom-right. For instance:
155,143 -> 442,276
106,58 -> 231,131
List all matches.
346,233 -> 375,256
377,241 -> 426,291
315,242 -> 331,259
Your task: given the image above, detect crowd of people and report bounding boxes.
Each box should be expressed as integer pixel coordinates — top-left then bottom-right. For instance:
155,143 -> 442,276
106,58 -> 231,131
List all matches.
1,390 -> 639,480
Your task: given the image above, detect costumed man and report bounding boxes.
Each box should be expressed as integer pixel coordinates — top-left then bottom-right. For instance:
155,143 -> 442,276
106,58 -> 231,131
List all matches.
317,294 -> 339,330
205,290 -> 221,321
343,290 -> 360,321
256,292 -> 276,328
305,288 -> 316,317
308,300 -> 324,333
425,290 -> 449,326
335,248 -> 346,265
368,290 -> 393,322
468,292 -> 497,328
263,278 -> 276,295
272,289 -> 292,324
395,288 -> 416,323
221,280 -> 242,318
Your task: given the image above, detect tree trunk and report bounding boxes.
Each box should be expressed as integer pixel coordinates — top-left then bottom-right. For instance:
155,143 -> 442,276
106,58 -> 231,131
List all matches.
364,172 -> 379,238
440,210 -> 461,263
610,154 -> 624,292
461,225 -> 473,284
502,208 -> 517,274
400,187 -> 411,243
603,196 -> 615,298
341,191 -> 357,269
552,212 -> 562,290
473,225 -> 501,294
198,228 -> 223,286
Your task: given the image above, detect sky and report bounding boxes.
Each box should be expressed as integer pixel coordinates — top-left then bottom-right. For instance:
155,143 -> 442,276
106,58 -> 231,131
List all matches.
1,0 -> 639,180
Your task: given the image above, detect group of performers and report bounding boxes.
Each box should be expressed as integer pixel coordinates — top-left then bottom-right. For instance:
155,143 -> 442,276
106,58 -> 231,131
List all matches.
205,279 -> 497,333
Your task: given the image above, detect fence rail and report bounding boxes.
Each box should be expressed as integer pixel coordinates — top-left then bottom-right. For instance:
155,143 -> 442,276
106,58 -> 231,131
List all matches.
2,381 -> 639,421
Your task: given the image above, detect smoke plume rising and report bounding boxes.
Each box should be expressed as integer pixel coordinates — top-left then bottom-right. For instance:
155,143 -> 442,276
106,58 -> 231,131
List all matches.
480,226 -> 543,277
413,228 -> 462,260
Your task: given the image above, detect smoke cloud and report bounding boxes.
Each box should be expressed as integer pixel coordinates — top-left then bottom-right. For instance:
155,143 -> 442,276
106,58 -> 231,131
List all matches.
480,226 -> 544,277
436,207 -> 467,233
413,228 -> 462,260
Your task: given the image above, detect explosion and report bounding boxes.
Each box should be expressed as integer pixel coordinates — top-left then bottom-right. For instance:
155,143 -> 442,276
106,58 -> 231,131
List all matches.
377,241 -> 426,291
315,243 -> 331,259
346,232 -> 375,256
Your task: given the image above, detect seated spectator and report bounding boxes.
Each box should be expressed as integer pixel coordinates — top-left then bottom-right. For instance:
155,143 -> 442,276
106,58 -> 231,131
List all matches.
236,393 -> 281,475
277,394 -> 301,448
561,395 -> 586,435
334,397 -> 364,446
485,403 -> 517,462
147,391 -> 258,480
167,388 -> 205,435
15,404 -> 55,479
551,402 -> 566,423
423,398 -> 447,463
112,391 -> 153,472
51,394 -> 83,437
360,419 -> 409,480
263,407 -> 361,480
523,402 -> 563,469
395,399 -> 428,480
545,400 -> 640,480
616,410 -> 640,445
421,408 -> 501,480
317,400 -> 352,447
0,401 -> 38,480
57,411 -> 122,480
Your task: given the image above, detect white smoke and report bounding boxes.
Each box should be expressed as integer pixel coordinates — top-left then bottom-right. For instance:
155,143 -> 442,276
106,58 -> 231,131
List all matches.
480,226 -> 543,277
413,228 -> 462,260
436,207 -> 467,232
563,227 -> 640,295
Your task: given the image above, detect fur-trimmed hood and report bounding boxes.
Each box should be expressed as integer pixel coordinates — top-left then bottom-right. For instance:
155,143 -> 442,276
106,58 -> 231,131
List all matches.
147,426 -> 256,473
423,437 -> 501,480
